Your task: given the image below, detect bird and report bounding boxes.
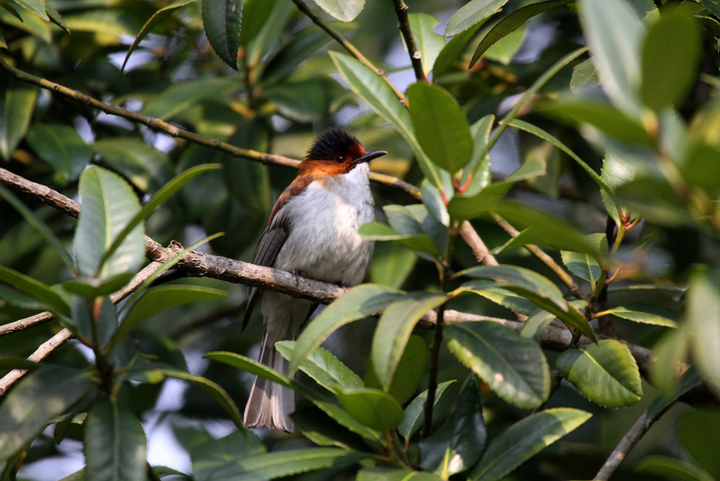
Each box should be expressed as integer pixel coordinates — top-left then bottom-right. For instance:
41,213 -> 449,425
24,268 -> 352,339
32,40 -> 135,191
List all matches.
242,128 -> 387,432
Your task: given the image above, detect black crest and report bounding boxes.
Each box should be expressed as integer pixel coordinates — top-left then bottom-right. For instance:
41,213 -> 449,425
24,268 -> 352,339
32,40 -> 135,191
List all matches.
307,128 -> 361,161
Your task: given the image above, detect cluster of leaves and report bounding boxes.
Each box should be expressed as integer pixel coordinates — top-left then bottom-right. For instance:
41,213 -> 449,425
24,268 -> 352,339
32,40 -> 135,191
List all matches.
2,0 -> 720,480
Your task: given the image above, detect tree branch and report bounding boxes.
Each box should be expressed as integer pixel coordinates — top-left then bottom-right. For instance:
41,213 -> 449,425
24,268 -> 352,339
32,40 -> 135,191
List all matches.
391,0 -> 426,82
290,0 -> 407,102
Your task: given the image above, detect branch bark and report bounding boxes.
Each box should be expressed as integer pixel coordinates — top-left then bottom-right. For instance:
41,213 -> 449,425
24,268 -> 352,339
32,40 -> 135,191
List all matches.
391,0 -> 426,82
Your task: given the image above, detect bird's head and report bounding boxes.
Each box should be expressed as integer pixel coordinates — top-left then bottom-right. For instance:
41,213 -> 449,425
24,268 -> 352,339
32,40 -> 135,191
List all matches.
298,128 -> 387,177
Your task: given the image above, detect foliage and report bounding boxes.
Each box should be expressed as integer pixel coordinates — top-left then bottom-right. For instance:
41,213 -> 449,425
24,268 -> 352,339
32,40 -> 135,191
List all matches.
0,0 -> 719,480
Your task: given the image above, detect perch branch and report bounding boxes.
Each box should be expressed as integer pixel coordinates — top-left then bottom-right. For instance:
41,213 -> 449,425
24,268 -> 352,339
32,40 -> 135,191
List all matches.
390,0 -> 426,82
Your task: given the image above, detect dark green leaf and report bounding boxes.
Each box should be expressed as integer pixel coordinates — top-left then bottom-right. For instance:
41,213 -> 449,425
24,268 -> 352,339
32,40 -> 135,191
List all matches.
13,0 -> 48,20
358,467 -> 443,481
407,83 -> 473,174
407,13 -> 445,76
84,400 -> 147,481
445,0 -> 508,37
470,408 -> 592,481
276,341 -> 364,391
556,339 -> 642,407
67,296 -> 117,347
73,166 -> 145,280
471,0 -> 572,66
0,265 -> 70,316
578,0 -> 643,115
205,351 -> 292,388
603,304 -> 678,328
679,410 -> 720,481
0,82 -> 38,161
367,334 -> 427,405
520,310 -> 557,343
202,0 -> 242,69
635,456 -> 715,481
398,380 -> 455,440
0,357 -> 40,370
143,78 -> 236,120
62,273 -> 134,299
190,430 -> 264,481
422,181 -> 450,227
290,284 -> 404,375
445,322 -> 550,409
0,366 -> 92,461
561,250 -> 601,287
433,23 -> 482,77
369,241 -> 417,288
92,138 -> 172,193
420,375 -> 485,476
26,123 -> 91,181
358,222 -> 439,256
336,387 -> 405,433
641,12 -> 701,112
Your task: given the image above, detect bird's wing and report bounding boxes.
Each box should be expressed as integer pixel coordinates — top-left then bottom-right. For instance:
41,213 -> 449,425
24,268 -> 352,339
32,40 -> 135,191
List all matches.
241,176 -> 314,331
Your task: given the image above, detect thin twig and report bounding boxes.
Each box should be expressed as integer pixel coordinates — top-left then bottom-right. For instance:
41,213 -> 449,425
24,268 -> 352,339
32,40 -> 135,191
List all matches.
290,0 -> 406,102
391,0 -> 426,82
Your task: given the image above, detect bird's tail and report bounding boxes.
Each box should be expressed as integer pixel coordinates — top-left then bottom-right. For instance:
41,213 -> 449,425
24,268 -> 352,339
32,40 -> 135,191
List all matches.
243,330 -> 295,433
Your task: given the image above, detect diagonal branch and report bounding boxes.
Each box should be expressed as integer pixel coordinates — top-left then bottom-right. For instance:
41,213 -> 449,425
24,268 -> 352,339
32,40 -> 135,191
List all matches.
391,0 -> 427,82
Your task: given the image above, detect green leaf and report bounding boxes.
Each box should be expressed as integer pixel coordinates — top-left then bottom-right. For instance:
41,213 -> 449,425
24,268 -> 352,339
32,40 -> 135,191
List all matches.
143,78 -> 236,120
359,223 -> 439,257
330,51 -> 446,189
686,267 -> 720,399
407,83 -> 473,174
507,119 -> 608,190
0,366 -> 93,461
205,351 -> 292,388
445,322 -> 550,409
369,241 -> 417,288
459,114 -> 494,194
433,23 -> 483,77
62,273 -> 134,299
482,25 -> 526,65
358,467 -> 443,481
312,0 -> 363,21
13,0 -> 47,21
0,265 -> 70,316
0,82 -> 38,161
84,400 -> 147,481
92,138 -> 172,193
242,0 -> 292,67
137,368 -> 243,429
470,408 -> 592,481
67,296 -> 117,347
25,123 -> 92,181
570,58 -> 601,94
679,410 -> 720,481
520,310 -> 557,343
445,0 -> 508,37
398,380 -> 455,440
650,327 -> 691,395
556,339 -> 642,407
311,398 -> 383,443
422,180 -> 450,227
0,185 -> 75,272
116,285 -> 226,342
603,304 -> 678,328
74,166 -> 145,280
197,447 -> 367,480
641,12 -> 701,112
636,456 -> 715,481
561,250 -> 601,287
335,387 -> 405,433
367,334 -> 427,405
578,0 -> 644,115
290,284 -> 404,375
276,341 -> 364,392
420,375 -> 486,477
122,0 -> 199,72
189,430 -> 264,481
0,357 -> 40,370
471,0 -> 572,66
202,0 -> 242,69
371,293 -> 445,392
407,14 -> 445,76
265,80 -> 332,123
100,163 -> 220,274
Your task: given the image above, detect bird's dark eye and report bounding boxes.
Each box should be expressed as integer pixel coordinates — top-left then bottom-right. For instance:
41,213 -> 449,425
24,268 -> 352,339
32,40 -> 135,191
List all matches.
336,155 -> 345,163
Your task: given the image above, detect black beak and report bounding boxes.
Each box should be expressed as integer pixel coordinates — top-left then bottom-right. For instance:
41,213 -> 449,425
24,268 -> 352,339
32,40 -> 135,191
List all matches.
356,150 -> 387,164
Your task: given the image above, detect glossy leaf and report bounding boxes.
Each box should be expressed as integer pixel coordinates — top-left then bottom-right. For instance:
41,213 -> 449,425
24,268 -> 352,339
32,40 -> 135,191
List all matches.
445,0 -> 508,37
578,0 -> 644,115
398,380 -> 455,440
636,456 -> 715,481
408,82 -> 473,174
116,285 -> 226,342
25,123 -> 91,181
470,408 -> 592,481
371,293 -> 446,391
407,14 -> 445,76
603,304 -> 678,328
202,0 -> 242,69
74,166 -> 145,280
520,310 -> 557,343
461,265 -> 566,310
311,398 -> 383,443
367,334 -> 427,405
561,250 -> 601,287
84,400 -> 147,481
312,0 -> 364,22
290,284 -> 404,375
336,387 -> 405,433
471,0 -> 572,66
0,265 -> 70,316
641,12 -> 701,112
122,0 -> 199,72
0,82 -> 38,161
330,51 -> 445,188
276,341 -> 364,391
420,376 -> 485,477
0,366 -> 92,461
556,339 -> 642,407
13,0 -> 48,20
446,322 -> 550,408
